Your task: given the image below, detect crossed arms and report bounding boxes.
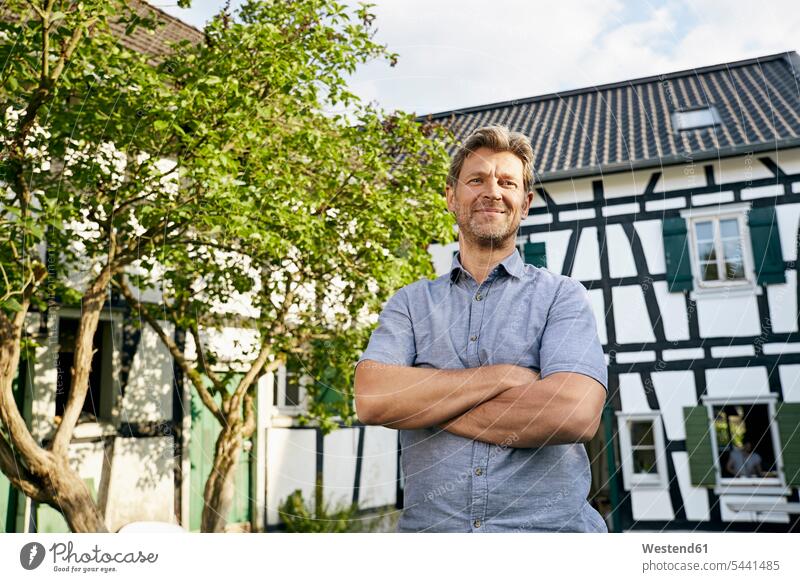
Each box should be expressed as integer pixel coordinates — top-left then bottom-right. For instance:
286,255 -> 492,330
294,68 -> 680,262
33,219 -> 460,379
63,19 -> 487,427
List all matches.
354,361 -> 606,448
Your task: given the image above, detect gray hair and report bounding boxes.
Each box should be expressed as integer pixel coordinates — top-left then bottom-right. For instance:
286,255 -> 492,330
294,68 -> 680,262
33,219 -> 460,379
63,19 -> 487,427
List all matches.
446,125 -> 535,193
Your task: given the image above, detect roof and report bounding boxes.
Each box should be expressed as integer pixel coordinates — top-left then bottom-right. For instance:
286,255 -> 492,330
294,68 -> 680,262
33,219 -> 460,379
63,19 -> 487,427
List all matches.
1,1 -> 204,65
421,52 -> 800,181
109,1 -> 204,64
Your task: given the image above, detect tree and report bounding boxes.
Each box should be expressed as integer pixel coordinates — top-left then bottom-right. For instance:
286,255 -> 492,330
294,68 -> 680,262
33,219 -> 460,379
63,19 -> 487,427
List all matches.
2,0 -> 454,533
116,1 -> 454,532
0,0 -> 253,532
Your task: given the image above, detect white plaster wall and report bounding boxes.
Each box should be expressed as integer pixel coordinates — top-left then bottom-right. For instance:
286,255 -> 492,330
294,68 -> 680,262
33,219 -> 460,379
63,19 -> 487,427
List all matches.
659,162 -> 708,192
618,373 -> 651,413
606,224 -> 637,278
542,177 -> 594,204
652,281 -> 690,341
696,294 -> 761,338
630,488 -> 675,521
358,426 -> 397,509
528,229 -> 573,275
104,436 -> 176,532
587,289 -> 608,345
571,226 -> 601,281
428,241 -> 458,277
650,371 -> 697,441
778,365 -> 800,403
120,323 -> 173,424
671,452 -> 711,522
705,367 -> 770,399
266,428 -> 317,525
774,147 -> 800,175
322,428 -> 359,506
776,203 -> 800,263
713,154 -> 774,185
633,220 -> 666,275
767,270 -> 798,334
603,168 -> 656,199
612,286 -> 656,344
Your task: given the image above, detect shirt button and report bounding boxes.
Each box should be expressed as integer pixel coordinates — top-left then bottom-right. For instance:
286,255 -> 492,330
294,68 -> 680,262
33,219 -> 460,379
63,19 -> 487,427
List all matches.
470,335 -> 478,341
474,467 -> 483,476
475,293 -> 483,301
473,519 -> 481,528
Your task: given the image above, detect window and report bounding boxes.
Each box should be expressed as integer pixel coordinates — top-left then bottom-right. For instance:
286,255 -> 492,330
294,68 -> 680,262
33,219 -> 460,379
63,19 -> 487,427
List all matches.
672,106 -> 721,131
685,206 -> 754,290
617,413 -> 668,488
56,318 -> 114,423
711,403 -> 779,482
694,217 -> 746,282
273,355 -> 307,413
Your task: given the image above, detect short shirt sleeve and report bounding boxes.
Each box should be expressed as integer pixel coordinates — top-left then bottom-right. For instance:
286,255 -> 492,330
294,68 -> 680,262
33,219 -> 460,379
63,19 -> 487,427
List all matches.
356,287 -> 416,368
539,278 -> 608,391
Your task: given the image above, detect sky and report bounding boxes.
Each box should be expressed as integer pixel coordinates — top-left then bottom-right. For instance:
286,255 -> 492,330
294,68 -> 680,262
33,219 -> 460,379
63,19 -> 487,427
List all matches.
149,0 -> 800,117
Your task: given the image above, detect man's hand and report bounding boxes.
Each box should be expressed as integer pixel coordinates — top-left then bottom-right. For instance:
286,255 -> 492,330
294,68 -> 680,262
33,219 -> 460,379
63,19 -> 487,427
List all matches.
439,371 -> 606,448
354,361 -> 532,429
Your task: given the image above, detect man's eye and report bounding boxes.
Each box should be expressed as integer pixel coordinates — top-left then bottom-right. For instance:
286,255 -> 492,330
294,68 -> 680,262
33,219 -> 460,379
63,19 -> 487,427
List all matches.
470,178 -> 481,183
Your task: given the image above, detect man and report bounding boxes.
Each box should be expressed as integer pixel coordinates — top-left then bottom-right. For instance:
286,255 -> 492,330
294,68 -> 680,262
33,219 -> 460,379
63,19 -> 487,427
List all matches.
726,440 -> 765,478
354,125 -> 608,532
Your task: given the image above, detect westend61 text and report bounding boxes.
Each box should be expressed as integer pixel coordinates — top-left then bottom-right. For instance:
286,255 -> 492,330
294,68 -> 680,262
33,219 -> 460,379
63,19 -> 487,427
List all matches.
642,543 -> 708,554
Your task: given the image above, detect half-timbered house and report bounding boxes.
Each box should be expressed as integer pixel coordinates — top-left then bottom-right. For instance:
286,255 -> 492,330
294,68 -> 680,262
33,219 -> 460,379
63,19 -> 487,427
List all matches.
424,51 -> 800,532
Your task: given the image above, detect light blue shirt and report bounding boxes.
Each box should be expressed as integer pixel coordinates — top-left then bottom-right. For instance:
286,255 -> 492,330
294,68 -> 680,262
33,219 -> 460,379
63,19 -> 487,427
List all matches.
357,249 -> 608,532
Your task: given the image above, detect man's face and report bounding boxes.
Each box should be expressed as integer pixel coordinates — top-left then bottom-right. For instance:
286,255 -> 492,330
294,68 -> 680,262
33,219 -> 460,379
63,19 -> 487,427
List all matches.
446,147 -> 534,248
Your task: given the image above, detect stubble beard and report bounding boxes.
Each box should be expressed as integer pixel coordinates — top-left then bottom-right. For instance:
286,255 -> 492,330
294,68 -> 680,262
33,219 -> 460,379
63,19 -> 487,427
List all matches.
456,205 -> 519,249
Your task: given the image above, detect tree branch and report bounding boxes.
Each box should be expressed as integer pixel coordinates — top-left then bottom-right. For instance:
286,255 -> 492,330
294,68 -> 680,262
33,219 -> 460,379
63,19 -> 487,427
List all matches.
115,276 -> 225,423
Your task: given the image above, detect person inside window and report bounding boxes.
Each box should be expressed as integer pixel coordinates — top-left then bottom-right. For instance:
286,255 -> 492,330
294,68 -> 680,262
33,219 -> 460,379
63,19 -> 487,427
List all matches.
726,439 -> 764,478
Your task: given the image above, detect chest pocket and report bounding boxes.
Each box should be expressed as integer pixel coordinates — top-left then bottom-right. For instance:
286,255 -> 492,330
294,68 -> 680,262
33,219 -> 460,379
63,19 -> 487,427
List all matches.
478,324 -> 540,368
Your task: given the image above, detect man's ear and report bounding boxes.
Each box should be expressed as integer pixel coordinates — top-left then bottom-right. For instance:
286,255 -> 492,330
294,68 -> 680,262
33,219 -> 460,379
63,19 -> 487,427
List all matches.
521,190 -> 535,216
445,184 -> 455,213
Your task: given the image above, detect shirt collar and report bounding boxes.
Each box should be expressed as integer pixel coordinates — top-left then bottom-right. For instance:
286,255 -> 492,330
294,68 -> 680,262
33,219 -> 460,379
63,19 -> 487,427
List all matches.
449,248 -> 525,285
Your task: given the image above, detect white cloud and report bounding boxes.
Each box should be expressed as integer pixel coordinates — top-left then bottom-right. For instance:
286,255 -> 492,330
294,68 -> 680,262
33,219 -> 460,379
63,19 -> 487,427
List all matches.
344,0 -> 800,115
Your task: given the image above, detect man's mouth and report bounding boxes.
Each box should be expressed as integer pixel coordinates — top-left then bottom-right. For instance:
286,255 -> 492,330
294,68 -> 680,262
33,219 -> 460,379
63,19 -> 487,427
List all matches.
475,207 -> 505,214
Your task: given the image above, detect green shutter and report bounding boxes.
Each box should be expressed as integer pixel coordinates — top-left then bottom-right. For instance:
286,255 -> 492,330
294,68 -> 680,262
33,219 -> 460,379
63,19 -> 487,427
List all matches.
662,217 -> 694,291
748,207 -> 786,285
683,406 -> 716,486
190,375 -> 252,531
775,402 -> 800,487
523,241 -> 547,268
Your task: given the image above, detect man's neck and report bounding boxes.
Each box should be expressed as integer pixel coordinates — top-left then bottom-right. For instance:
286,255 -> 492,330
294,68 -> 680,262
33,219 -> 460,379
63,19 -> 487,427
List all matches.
458,239 -> 517,285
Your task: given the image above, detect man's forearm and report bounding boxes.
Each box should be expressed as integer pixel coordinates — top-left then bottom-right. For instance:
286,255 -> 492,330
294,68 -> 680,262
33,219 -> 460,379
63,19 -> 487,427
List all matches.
439,372 -> 605,448
354,361 -> 535,429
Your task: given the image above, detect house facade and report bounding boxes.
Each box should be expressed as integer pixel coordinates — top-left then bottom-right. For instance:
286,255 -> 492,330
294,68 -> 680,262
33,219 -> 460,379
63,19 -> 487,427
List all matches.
425,51 -> 800,531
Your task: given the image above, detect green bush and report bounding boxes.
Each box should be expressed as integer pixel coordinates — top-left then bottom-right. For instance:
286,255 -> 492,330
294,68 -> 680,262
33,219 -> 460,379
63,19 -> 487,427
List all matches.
278,487 -> 381,533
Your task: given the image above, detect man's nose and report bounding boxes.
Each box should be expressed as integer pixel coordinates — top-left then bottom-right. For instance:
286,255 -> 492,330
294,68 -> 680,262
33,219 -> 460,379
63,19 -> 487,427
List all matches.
482,177 -> 503,198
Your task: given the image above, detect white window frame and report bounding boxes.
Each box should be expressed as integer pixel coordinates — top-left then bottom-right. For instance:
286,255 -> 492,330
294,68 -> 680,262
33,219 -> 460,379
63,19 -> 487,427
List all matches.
617,412 -> 668,489
701,395 -> 785,491
681,203 -> 758,296
672,106 -> 722,131
274,362 -> 308,415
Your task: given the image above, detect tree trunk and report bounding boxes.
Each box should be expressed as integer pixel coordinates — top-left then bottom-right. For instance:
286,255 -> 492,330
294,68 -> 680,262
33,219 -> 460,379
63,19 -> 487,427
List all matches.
42,457 -> 108,532
0,279 -> 110,532
201,424 -> 245,533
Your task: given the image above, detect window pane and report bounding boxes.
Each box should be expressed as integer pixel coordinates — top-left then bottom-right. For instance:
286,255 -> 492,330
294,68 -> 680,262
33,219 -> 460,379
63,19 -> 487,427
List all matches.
695,221 -> 714,241
630,421 -> 655,447
719,218 -> 739,239
697,241 -> 716,262
632,449 -> 658,475
725,260 -> 745,280
722,238 -> 741,259
701,261 -> 719,281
